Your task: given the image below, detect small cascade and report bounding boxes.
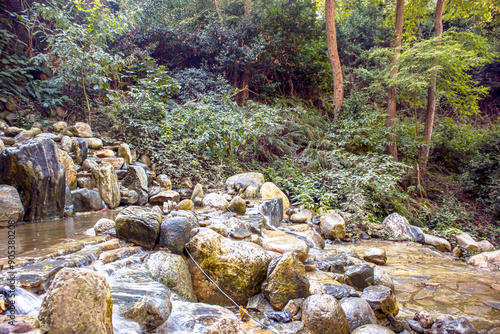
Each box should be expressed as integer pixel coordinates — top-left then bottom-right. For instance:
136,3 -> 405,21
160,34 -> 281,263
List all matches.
10,287 -> 42,316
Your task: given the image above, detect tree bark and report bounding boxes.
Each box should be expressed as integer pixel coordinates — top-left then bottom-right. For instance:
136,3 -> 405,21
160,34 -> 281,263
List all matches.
244,0 -> 252,22
386,0 -> 404,162
419,0 -> 445,170
325,0 -> 343,113
215,0 -> 223,25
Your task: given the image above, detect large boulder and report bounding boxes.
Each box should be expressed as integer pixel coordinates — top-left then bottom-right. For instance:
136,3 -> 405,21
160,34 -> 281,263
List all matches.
146,251 -> 197,302
92,163 -> 120,209
340,297 -> 378,332
202,193 -> 229,210
226,172 -> 265,194
58,150 -> 77,190
260,182 -> 290,211
121,166 -> 148,206
424,234 -> 452,252
455,233 -> 480,252
302,294 -> 351,334
228,196 -> 246,215
262,252 -> 310,310
115,206 -> 162,250
63,122 -> 92,138
0,185 -> 24,224
261,230 -> 310,262
382,213 -> 424,243
159,217 -> 192,254
155,301 -> 244,334
36,268 -> 113,334
467,250 -> 500,271
0,138 -> 65,221
71,188 -> 103,212
360,285 -> 399,319
319,212 -> 346,240
186,228 -> 272,306
345,264 -> 374,290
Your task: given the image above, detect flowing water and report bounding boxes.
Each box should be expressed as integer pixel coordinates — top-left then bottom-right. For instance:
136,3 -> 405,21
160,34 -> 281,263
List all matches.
3,213 -> 500,333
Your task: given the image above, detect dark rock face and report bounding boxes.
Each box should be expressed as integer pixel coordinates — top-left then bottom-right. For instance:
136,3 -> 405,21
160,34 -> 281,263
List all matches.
431,316 -> 478,334
116,206 -> 162,250
122,166 -> 148,206
72,138 -> 88,165
345,264 -> 374,290
340,297 -> 378,332
159,217 -> 192,254
258,198 -> 284,227
71,188 -> 103,212
0,138 -> 66,221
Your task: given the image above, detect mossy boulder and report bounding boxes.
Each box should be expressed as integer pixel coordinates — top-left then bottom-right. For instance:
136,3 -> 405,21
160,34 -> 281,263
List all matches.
116,206 -> 162,250
186,228 -> 272,306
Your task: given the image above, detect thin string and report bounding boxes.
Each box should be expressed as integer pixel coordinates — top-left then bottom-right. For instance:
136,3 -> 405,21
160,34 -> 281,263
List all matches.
185,247 -> 281,334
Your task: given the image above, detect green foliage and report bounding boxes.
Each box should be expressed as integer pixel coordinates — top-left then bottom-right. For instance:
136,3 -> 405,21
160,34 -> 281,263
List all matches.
0,28 -> 31,102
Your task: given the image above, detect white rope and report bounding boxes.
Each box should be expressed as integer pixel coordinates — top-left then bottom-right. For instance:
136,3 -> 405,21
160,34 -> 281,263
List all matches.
185,247 -> 281,334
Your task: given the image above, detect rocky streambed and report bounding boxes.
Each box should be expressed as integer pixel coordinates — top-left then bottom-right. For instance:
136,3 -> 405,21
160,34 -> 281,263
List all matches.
0,121 -> 499,334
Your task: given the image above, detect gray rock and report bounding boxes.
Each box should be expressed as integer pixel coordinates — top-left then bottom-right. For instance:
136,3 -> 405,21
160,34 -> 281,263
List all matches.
191,183 -> 203,202
345,264 -> 374,290
150,190 -> 181,204
122,165 -> 148,206
352,324 -> 395,334
115,206 -> 162,249
302,294 -> 350,334
72,138 -> 88,165
159,217 -> 192,254
361,285 -> 399,319
171,210 -> 200,228
340,297 -> 378,332
319,212 -> 346,240
120,189 -> 139,205
60,135 -> 73,152
202,193 -> 229,210
92,163 -> 120,209
363,248 -> 387,265
228,196 -> 246,215
0,184 -> 24,223
226,172 -> 265,194
431,316 -> 477,334
373,266 -> 395,292
382,213 -> 424,243
155,301 -> 244,334
262,252 -> 310,310
146,251 -> 197,302
156,174 -> 172,190
456,233 -> 480,252
71,188 -> 103,212
258,197 -> 283,227
94,218 -> 115,234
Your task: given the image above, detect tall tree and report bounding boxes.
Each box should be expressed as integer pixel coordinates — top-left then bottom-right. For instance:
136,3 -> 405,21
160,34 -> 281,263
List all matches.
325,0 -> 344,113
419,0 -> 445,169
386,0 -> 404,161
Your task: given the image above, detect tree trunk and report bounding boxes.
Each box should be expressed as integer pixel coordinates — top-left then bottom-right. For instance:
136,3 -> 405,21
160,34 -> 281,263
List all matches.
325,0 -> 343,113
386,0 -> 404,162
244,0 -> 252,22
419,0 -> 445,170
215,0 -> 223,25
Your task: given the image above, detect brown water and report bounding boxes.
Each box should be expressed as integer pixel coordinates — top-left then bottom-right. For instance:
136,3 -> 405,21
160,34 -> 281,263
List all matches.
336,240 -> 500,332
0,210 -> 119,258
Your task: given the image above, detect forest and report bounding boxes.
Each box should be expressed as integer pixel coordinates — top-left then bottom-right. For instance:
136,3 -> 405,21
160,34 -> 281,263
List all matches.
1,0 -> 499,246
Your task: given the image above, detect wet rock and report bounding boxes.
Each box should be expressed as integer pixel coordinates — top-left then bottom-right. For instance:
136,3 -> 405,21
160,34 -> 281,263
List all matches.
202,192 -> 229,210
71,188 -> 103,212
60,135 -> 73,152
117,143 -> 132,164
155,301 -> 244,333
373,266 -> 395,292
228,196 -> 246,215
258,198 -> 284,227
36,268 -> 113,334
361,285 -> 399,319
115,206 -> 162,249
72,138 -> 88,165
156,174 -> 172,190
0,185 -> 24,224
171,210 -> 200,228
467,250 -> 500,271
430,316 -> 477,334
244,185 -> 258,199
77,177 -> 93,189
341,297 -> 378,332
302,294 -> 350,334
319,212 -> 346,240
177,199 -> 193,210
406,319 -> 424,333
101,157 -> 124,169
151,190 -> 181,204
92,163 -> 120,209
120,189 -> 139,205
263,252 -> 310,310
122,165 -> 148,206
290,213 -> 308,224
94,218 -> 116,234
15,128 -> 42,144
305,230 -> 325,249
146,251 -> 197,302
268,311 -> 293,323
85,138 -> 103,149
226,172 -> 265,194
111,268 -> 172,332
186,228 -> 272,306
477,240 -> 495,252
94,149 -> 115,158
345,264 -> 374,290
456,233 -> 480,252
0,138 -> 65,221
382,213 -> 424,243
63,185 -> 74,217
63,122 -> 92,138
311,281 -> 358,299
352,324 -> 395,334
58,150 -> 77,190
262,230 -> 310,262
159,217 -> 192,254
246,293 -> 267,313
260,182 -> 290,211
53,121 -> 67,133
414,310 -> 434,329
99,246 -> 141,264
424,234 -> 452,252
227,217 -> 252,240
363,248 -> 387,265
191,183 -> 203,202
